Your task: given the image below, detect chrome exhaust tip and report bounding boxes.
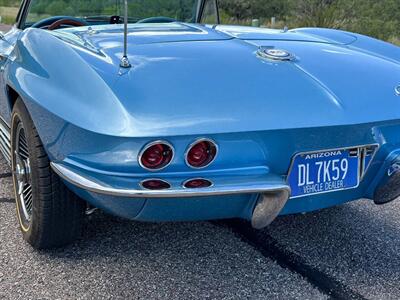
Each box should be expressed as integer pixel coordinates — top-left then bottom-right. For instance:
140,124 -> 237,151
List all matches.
251,189 -> 290,229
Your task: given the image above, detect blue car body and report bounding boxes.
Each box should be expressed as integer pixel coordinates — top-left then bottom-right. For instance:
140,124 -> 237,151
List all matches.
1,7 -> 400,226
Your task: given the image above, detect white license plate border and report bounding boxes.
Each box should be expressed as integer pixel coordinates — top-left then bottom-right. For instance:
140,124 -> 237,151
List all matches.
287,144 -> 379,199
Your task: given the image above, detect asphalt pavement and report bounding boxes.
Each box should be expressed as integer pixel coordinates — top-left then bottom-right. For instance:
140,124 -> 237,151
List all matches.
0,153 -> 399,299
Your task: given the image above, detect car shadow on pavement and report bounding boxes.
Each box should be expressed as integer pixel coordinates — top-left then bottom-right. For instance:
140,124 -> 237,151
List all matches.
27,212 -> 324,299
264,199 -> 400,297
45,198 -> 400,284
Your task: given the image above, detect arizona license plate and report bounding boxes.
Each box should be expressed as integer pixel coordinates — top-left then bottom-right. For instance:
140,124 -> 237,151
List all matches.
288,148 -> 360,198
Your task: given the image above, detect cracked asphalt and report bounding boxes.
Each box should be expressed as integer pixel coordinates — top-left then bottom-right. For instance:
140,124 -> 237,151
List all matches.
1,153 -> 400,299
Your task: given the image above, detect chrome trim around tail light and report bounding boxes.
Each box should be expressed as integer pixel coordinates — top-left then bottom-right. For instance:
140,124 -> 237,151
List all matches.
138,140 -> 175,172
183,178 -> 214,189
140,178 -> 171,190
185,138 -> 218,169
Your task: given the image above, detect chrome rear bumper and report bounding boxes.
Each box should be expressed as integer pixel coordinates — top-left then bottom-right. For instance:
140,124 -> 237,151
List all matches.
51,162 -> 290,199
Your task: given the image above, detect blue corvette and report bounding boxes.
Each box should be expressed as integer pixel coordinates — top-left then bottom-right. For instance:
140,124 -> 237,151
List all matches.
0,0 -> 400,249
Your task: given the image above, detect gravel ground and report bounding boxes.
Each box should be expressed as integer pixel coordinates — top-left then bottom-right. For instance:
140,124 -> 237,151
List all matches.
0,155 -> 324,300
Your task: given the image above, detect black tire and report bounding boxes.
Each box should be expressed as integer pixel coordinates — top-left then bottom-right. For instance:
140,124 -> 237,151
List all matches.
11,98 -> 85,249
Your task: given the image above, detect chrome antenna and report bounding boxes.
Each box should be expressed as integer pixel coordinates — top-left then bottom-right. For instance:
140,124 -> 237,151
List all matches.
120,0 -> 131,68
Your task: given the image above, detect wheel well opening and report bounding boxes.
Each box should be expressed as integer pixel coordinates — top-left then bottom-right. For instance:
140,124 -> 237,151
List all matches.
6,86 -> 19,110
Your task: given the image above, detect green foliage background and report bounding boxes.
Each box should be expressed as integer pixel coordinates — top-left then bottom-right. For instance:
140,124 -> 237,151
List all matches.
218,0 -> 400,44
0,0 -> 398,44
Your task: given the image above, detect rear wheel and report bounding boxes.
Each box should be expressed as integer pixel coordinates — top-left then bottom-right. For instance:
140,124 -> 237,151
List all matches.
11,99 -> 85,249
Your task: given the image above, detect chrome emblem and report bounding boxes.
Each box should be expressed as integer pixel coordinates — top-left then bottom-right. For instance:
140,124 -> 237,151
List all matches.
395,85 -> 400,96
257,48 -> 295,61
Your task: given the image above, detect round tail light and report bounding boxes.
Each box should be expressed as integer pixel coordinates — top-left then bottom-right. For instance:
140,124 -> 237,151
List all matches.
141,179 -> 171,190
186,139 -> 217,168
139,141 -> 173,170
184,178 -> 213,189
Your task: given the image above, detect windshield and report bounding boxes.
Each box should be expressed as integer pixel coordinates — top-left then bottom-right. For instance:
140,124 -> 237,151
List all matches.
24,0 -> 199,27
